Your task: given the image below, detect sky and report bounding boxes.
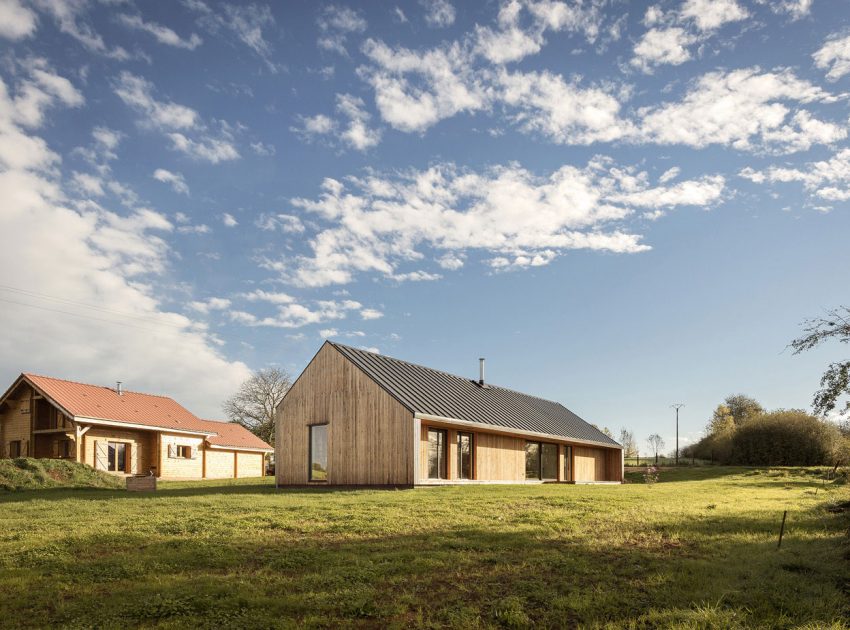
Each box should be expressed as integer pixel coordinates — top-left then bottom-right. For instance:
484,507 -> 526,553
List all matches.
1,0 -> 849,453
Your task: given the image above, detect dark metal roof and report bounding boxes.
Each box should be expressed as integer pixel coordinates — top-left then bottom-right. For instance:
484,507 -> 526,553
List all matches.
329,342 -> 621,448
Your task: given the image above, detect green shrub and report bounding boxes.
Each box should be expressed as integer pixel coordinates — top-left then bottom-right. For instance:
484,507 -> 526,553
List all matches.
729,410 -> 841,466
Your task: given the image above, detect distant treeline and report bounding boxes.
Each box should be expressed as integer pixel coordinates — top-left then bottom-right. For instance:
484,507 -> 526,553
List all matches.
682,395 -> 848,466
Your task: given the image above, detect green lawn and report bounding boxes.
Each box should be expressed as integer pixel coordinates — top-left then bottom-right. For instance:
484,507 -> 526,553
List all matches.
0,467 -> 848,629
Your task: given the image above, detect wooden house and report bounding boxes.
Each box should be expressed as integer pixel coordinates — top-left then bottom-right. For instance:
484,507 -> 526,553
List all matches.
277,342 -> 623,486
0,373 -> 273,479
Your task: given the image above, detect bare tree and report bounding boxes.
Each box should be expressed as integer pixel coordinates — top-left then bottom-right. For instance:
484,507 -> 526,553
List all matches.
646,434 -> 665,464
619,428 -> 638,457
791,306 -> 850,417
223,367 -> 292,446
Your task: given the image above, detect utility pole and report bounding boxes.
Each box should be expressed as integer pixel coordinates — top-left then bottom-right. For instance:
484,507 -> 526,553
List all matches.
671,403 -> 684,465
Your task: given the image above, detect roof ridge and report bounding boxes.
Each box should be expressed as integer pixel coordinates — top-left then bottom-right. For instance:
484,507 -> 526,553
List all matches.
24,373 -> 178,401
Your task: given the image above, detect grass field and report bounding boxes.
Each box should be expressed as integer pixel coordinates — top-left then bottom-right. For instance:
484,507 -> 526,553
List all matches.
0,467 -> 848,629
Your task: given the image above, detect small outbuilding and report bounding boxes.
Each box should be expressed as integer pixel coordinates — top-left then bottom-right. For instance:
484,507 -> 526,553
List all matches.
276,342 -> 622,486
0,373 -> 273,479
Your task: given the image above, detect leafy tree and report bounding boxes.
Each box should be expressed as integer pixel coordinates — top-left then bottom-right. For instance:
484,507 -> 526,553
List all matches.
791,306 -> 850,417
223,367 -> 292,446
722,394 -> 764,426
646,434 -> 665,464
601,426 -> 613,438
618,429 -> 638,457
707,404 -> 735,435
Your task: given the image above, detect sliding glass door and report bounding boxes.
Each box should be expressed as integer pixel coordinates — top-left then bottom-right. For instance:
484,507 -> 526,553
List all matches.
525,441 -> 558,480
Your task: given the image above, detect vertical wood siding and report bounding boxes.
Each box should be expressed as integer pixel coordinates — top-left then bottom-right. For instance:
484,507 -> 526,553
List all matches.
421,422 -> 622,483
277,344 -> 414,486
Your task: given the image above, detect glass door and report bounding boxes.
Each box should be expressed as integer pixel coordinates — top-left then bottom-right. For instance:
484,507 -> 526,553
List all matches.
427,429 -> 447,479
457,432 -> 474,480
107,442 -> 127,473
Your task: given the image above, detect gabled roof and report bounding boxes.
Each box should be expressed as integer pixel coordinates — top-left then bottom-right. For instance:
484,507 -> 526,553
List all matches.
5,373 -> 272,451
328,342 -> 621,448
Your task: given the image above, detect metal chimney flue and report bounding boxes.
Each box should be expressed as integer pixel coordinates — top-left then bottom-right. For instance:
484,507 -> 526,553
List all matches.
116,381 -> 123,396
478,358 -> 485,386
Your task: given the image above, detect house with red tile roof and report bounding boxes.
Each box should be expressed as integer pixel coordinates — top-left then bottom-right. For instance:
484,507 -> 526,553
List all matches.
0,373 -> 272,479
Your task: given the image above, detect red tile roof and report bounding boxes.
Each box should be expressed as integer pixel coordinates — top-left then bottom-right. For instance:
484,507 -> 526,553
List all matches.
202,420 -> 273,451
18,373 -> 272,451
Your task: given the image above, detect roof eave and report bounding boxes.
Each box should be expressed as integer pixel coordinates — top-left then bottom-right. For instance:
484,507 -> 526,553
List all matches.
74,416 -> 216,436
206,443 -> 273,453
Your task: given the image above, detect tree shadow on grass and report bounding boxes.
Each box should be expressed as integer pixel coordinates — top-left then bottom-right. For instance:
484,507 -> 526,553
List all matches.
0,499 -> 847,628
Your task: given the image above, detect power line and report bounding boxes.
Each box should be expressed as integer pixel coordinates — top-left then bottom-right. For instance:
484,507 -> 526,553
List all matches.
0,296 -> 188,335
0,284 -> 189,329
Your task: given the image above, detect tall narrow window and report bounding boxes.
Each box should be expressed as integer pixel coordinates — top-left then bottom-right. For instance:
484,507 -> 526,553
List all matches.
541,443 -> 558,480
564,445 -> 572,482
9,440 -> 21,458
525,442 -> 541,479
457,432 -> 473,480
427,429 -> 447,479
309,424 -> 328,481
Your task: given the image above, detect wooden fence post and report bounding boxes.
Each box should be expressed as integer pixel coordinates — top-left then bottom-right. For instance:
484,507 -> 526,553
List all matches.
777,510 -> 787,549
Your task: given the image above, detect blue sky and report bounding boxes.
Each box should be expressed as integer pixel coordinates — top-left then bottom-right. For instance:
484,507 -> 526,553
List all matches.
1,0 -> 849,452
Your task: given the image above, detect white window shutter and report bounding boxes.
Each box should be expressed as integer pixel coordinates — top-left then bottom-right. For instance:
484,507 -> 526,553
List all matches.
168,444 -> 175,458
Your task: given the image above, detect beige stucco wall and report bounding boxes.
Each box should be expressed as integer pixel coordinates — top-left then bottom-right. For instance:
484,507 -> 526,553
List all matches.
236,451 -> 264,478
158,433 -> 205,478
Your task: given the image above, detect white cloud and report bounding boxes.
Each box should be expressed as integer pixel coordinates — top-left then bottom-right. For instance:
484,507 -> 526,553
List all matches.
659,167 -> 681,184
114,71 -> 198,130
631,0 -> 747,72
679,0 -> 748,32
637,67 -> 845,153
360,308 -> 384,320
740,148 -> 850,202
437,253 -> 464,269
34,0 -> 129,59
189,297 -> 231,314
0,68 -> 250,417
184,1 -> 279,72
319,328 -> 338,338
229,299 -> 363,329
317,5 -> 366,55
421,0 -> 455,28
0,0 -> 37,40
282,157 -> 724,287
336,93 -> 381,150
255,213 -> 305,233
118,13 -> 202,49
243,290 -> 295,304
360,38 -> 488,133
222,212 -> 238,227
176,223 -> 211,235
168,132 -> 240,163
631,27 -> 694,72
814,33 -> 850,82
293,97 -> 381,151
498,69 -> 633,144
153,168 -> 189,195
390,270 -> 442,282
223,3 -> 278,72
757,0 -> 813,20
71,171 -> 104,196
113,73 -> 242,163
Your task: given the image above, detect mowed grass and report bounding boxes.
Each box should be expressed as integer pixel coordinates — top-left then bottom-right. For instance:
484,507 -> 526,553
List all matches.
0,468 -> 848,629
